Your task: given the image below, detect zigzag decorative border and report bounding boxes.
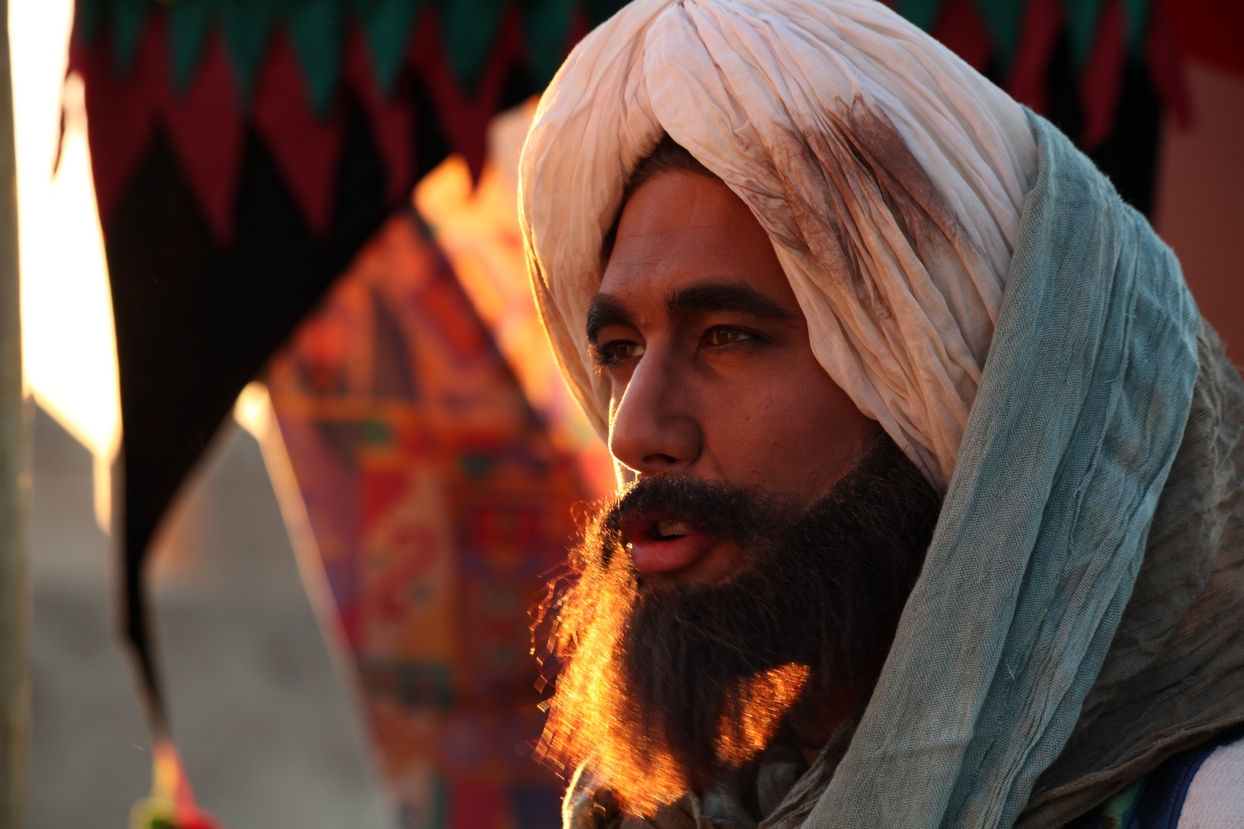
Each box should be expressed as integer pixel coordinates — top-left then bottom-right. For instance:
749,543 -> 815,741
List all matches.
65,0 -> 1187,245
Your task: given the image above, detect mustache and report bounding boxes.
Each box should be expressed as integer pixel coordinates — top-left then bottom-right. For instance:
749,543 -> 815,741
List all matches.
595,475 -> 796,569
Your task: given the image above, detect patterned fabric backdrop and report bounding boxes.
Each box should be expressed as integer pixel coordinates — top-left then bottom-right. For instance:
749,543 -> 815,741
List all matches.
266,208 -> 587,829
414,103 -> 616,497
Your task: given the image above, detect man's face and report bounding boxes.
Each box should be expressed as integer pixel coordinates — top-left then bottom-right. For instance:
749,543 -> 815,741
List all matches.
589,170 -> 879,582
531,170 -> 940,816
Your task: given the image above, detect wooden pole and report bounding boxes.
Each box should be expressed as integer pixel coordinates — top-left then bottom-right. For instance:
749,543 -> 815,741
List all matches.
0,0 -> 27,824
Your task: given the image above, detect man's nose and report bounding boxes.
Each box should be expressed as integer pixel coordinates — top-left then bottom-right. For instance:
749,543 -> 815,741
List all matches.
607,350 -> 701,475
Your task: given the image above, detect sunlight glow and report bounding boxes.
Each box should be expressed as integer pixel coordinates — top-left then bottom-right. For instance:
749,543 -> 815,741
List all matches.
233,381 -> 271,442
12,0 -> 120,528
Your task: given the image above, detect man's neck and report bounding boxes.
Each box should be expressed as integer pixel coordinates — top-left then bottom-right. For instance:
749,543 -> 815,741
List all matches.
787,682 -> 869,767
786,650 -> 888,767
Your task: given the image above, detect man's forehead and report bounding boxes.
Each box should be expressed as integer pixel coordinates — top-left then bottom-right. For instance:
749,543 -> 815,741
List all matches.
590,171 -> 802,335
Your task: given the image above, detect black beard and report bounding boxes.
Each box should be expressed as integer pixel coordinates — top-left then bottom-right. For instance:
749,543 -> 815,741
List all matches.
535,434 -> 942,815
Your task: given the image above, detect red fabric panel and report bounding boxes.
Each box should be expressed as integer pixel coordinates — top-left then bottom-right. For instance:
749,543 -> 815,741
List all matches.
162,31 -> 245,245
1006,0 -> 1065,113
407,6 -> 526,182
931,0 -> 993,74
71,19 -> 245,244
344,29 -> 413,203
251,29 -> 347,237
1079,0 -> 1127,148
1148,0 -> 1193,128
69,22 -> 162,230
449,782 -> 505,829
1172,0 -> 1244,76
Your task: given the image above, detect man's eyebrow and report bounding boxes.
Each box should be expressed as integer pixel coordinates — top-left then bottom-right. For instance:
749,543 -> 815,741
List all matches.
586,294 -> 633,343
666,282 -> 796,323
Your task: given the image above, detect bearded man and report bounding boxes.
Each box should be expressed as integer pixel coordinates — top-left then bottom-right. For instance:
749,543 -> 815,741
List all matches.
516,1 -> 1244,827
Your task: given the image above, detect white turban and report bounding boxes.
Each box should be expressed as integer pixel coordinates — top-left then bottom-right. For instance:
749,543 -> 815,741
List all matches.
519,0 -> 1038,490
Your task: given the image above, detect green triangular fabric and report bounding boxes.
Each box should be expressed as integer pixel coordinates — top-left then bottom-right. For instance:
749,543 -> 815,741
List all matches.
112,1 -> 152,73
971,0 -> 1023,68
437,0 -> 508,91
287,0 -> 345,114
522,0 -> 577,85
584,0 -> 629,26
222,0 -> 282,101
897,0 -> 944,33
168,0 -> 216,92
1065,0 -> 1108,66
352,0 -> 423,95
1123,0 -> 1152,56
75,0 -> 106,44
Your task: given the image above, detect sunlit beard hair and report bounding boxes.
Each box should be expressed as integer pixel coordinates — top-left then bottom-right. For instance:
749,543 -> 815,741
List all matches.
535,434 -> 943,816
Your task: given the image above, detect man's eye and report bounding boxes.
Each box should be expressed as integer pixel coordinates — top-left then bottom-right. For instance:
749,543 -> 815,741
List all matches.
702,326 -> 757,348
595,340 -> 645,366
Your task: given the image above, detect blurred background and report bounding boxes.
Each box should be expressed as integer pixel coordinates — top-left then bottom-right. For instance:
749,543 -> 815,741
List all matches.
7,0 -> 1242,827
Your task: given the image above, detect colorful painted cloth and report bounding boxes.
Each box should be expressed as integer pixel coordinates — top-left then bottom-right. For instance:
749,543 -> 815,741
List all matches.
267,210 -> 587,829
416,128 -> 615,498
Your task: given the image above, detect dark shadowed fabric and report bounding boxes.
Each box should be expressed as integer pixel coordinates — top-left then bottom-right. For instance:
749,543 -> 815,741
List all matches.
1018,322 -> 1244,827
106,104 -> 389,725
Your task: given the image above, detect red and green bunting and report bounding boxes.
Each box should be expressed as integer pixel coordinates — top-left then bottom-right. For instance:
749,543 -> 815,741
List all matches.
69,0 -> 626,243
914,0 -> 1187,148
68,0 -> 1186,245
899,0 -> 1155,66
72,0 -> 612,106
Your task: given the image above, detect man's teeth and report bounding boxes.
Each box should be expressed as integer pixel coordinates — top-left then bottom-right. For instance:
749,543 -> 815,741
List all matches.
655,520 -> 691,538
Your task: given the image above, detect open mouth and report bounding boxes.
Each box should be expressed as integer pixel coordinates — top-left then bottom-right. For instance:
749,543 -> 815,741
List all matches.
619,515 -> 715,575
652,519 -> 692,540
620,516 -> 694,545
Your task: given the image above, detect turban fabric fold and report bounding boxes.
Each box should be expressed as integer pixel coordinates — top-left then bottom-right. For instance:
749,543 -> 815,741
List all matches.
519,0 -> 1038,489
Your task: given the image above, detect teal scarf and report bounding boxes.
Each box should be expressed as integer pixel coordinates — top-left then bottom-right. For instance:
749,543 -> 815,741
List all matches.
809,112 -> 1199,828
